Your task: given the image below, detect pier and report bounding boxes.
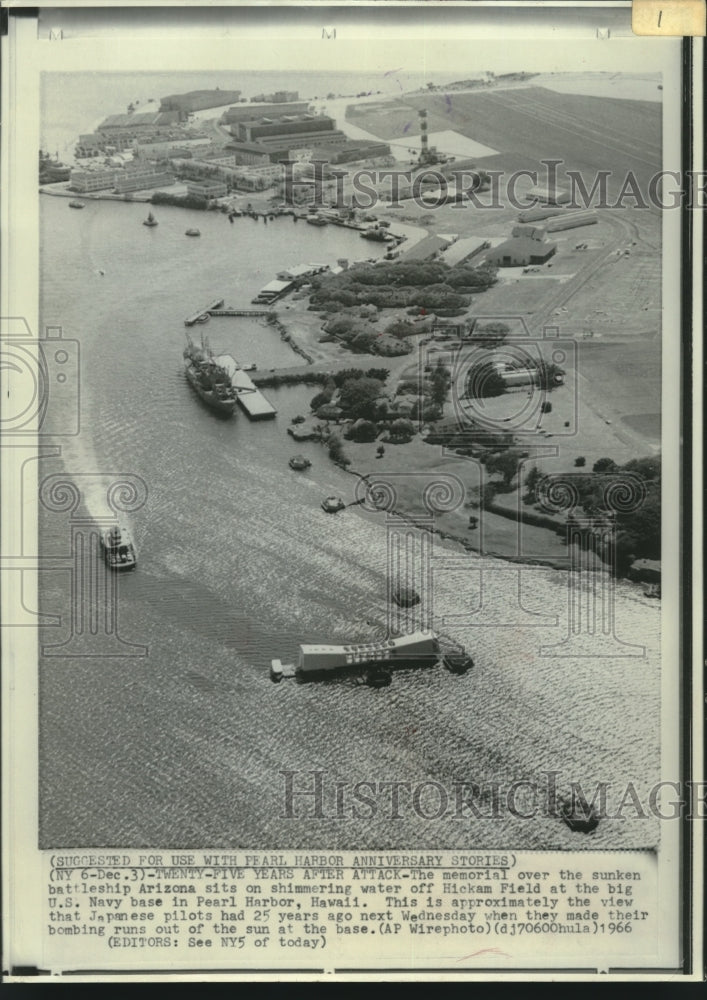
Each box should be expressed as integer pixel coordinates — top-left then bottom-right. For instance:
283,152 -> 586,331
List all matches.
208,308 -> 272,318
184,298 -> 225,326
212,354 -> 277,420
231,369 -> 277,420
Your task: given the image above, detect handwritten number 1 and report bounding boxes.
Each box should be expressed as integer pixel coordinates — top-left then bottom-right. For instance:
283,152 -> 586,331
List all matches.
658,10 -> 662,27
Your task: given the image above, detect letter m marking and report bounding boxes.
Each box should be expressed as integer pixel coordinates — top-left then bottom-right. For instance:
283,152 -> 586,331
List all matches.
322,27 -> 336,39
48,28 -> 64,40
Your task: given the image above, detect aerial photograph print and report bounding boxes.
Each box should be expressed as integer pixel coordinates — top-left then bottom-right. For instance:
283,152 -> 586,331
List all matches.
36,59 -> 665,851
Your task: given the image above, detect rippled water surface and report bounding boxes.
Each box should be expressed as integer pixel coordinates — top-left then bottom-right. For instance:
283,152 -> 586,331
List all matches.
39,196 -> 661,849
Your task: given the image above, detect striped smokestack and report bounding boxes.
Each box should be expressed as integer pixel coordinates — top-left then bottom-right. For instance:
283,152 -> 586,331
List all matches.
419,108 -> 428,160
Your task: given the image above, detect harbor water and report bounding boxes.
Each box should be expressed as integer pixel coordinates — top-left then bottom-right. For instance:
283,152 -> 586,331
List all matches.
38,185 -> 660,850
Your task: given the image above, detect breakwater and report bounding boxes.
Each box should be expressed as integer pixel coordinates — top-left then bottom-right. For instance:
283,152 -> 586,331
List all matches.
266,315 -> 315,364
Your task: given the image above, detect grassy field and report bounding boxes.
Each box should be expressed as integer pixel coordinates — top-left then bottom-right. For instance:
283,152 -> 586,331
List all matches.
348,86 -> 662,199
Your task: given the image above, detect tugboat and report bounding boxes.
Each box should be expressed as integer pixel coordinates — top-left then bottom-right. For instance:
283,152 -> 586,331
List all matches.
321,496 -> 346,513
69,200 -> 85,209
289,455 -> 312,471
185,228 -> 201,237
100,524 -> 137,570
143,211 -> 158,227
183,333 -> 236,417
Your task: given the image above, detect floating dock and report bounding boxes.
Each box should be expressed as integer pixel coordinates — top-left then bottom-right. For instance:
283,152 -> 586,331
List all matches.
212,354 -> 277,420
232,369 -> 277,419
184,299 -> 224,326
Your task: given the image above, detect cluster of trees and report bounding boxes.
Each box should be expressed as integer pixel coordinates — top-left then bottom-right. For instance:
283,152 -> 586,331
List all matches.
325,432 -> 350,468
308,260 -> 497,315
322,317 -> 414,357
523,455 -> 661,573
310,364 -> 446,454
151,191 -> 208,210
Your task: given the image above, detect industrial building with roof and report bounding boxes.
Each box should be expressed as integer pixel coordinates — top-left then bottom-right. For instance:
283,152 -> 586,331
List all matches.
543,211 -> 598,232
233,113 -> 337,143
525,184 -> 572,205
69,165 -> 175,193
185,178 -> 228,200
221,102 -> 311,125
485,235 -> 557,267
399,234 -> 453,262
441,236 -> 490,266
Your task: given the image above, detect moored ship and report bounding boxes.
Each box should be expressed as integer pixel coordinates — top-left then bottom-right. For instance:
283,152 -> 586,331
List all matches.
183,334 -> 237,416
361,226 -> 394,242
143,211 -> 158,227
101,524 -> 137,570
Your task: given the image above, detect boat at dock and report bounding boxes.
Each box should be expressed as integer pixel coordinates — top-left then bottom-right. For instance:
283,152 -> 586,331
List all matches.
183,333 -> 237,417
143,211 -> 158,227
183,338 -> 276,420
100,524 -> 137,570
306,215 -> 328,227
69,200 -> 85,209
361,226 -> 395,242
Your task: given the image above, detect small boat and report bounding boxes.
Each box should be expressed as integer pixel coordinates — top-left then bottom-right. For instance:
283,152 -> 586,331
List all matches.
100,524 -> 137,570
238,362 -> 257,372
306,215 -> 328,227
558,794 -> 600,834
321,496 -> 346,513
365,667 -> 392,689
393,584 -> 420,608
185,228 -> 201,237
143,211 -> 158,227
442,651 -> 474,674
289,455 -> 312,471
69,200 -> 85,209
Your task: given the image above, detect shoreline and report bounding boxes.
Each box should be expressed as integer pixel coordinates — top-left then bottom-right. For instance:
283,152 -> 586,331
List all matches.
339,461 -> 585,573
